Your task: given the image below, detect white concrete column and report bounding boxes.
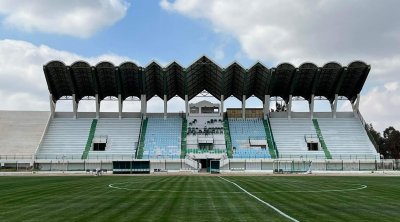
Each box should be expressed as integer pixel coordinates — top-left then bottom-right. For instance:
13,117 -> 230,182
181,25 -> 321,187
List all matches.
95,94 -> 100,119
310,94 -> 315,119
242,95 -> 246,119
164,95 -> 167,120
264,95 -> 270,119
288,95 -> 293,119
220,95 -> 224,120
143,95 -> 147,119
352,93 -> 361,117
140,94 -> 144,116
118,94 -> 122,119
354,93 -> 360,111
49,94 -> 56,119
185,95 -> 189,119
332,94 -> 338,118
141,94 -> 147,119
72,94 -> 78,119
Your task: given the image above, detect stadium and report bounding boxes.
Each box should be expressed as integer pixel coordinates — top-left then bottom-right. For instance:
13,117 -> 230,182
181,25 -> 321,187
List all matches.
0,56 -> 384,171
2,1 -> 400,221
1,56 -> 400,221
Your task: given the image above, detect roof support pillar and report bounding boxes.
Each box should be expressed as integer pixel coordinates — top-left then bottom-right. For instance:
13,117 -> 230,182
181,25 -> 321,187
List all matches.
288,95 -> 293,119
220,95 -> 224,120
331,94 -> 338,118
164,95 -> 167,120
141,94 -> 147,119
49,94 -> 55,119
242,95 -> 246,119
310,94 -> 315,119
95,94 -> 100,119
118,94 -> 122,120
352,93 -> 361,117
185,95 -> 189,119
72,94 -> 78,119
264,95 -> 270,120
353,93 -> 360,111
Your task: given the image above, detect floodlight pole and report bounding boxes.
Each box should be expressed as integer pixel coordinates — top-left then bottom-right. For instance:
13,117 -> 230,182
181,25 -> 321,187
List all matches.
264,95 -> 270,120
242,95 -> 246,119
49,94 -> 55,119
287,95 -> 292,119
220,95 -> 224,120
164,95 -> 167,120
95,94 -> 100,119
72,94 -> 78,119
310,94 -> 315,119
118,94 -> 122,119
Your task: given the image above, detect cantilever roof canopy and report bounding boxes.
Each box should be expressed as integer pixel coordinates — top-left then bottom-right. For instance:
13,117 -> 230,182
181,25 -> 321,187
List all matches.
43,56 -> 370,104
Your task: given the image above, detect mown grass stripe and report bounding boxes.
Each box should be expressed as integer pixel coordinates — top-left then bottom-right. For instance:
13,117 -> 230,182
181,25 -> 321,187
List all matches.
0,176 -> 400,221
219,176 -> 299,222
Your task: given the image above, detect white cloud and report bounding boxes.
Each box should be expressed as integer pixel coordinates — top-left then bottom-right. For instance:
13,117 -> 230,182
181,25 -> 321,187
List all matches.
384,82 -> 399,92
0,39 -> 133,111
161,0 -> 400,63
0,0 -> 129,38
161,0 -> 400,131
360,84 -> 400,131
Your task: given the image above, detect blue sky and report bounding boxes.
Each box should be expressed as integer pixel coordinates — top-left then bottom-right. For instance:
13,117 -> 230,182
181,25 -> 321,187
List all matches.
0,1 -> 246,67
0,0 -> 399,131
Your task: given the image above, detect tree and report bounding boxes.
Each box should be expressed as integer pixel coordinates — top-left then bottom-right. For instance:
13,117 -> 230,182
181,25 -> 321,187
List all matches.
382,127 -> 400,159
365,123 -> 383,156
366,123 -> 382,146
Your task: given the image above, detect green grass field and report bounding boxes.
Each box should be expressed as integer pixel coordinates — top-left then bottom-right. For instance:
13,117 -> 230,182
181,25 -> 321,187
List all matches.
0,175 -> 400,221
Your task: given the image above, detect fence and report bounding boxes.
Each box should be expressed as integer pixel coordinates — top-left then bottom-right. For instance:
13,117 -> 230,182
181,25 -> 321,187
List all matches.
219,159 -> 400,172
1,156 -> 399,172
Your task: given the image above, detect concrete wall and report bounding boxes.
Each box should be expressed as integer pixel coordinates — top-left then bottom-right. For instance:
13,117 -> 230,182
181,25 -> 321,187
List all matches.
32,159 -> 397,172
0,111 -> 49,156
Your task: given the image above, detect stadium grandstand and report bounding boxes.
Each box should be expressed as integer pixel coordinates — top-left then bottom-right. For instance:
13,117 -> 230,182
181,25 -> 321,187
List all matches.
0,56 -> 383,173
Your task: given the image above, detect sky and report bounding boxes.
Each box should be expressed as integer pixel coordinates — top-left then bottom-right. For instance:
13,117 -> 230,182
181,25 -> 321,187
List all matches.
0,0 -> 399,132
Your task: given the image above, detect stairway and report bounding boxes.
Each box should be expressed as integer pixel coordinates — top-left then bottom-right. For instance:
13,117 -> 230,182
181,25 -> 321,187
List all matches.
223,118 -> 233,158
81,119 -> 98,159
312,119 -> 332,159
263,119 -> 278,158
181,118 -> 187,158
136,118 -> 148,159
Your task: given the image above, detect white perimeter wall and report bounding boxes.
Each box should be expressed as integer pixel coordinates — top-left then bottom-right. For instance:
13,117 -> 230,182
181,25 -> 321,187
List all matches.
0,111 -> 49,156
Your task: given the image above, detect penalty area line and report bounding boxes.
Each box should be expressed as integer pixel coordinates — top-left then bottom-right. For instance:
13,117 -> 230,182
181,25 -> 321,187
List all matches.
218,176 -> 299,222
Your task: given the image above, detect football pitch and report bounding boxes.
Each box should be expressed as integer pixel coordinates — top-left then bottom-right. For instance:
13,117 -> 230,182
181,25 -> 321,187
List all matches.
0,175 -> 399,221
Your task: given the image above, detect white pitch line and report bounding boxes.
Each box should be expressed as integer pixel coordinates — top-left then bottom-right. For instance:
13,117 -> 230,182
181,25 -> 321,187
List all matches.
108,181 -> 367,194
218,176 -> 300,222
108,183 -> 243,193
